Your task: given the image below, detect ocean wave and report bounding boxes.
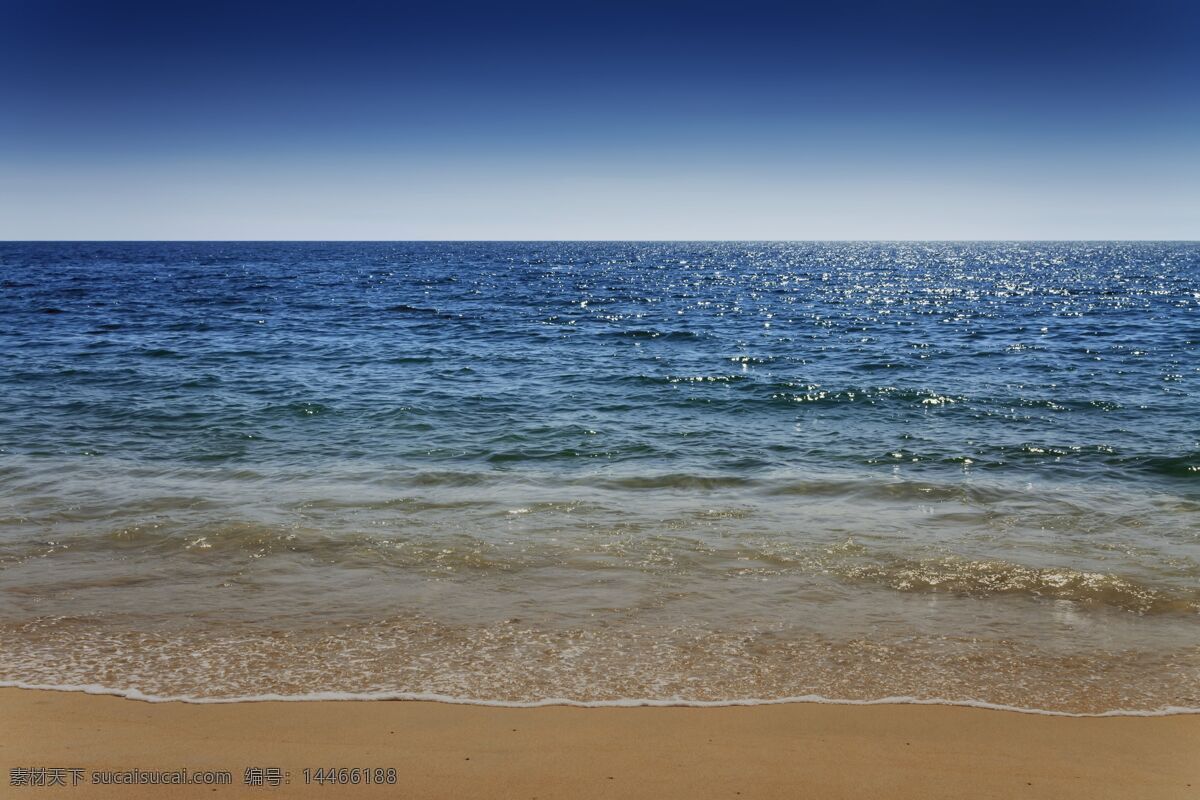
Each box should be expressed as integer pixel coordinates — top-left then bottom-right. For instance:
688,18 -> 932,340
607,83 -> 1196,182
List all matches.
840,555 -> 1200,614
6,517 -> 1196,614
596,329 -> 702,340
3,620 -> 1198,715
594,473 -> 755,490
1136,453 -> 1200,479
2,681 -> 1197,717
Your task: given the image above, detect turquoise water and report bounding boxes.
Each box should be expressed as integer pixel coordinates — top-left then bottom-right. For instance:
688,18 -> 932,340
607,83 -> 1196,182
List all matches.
1,242 -> 1197,711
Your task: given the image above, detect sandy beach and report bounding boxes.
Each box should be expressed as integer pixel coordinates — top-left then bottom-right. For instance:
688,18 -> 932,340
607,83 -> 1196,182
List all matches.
1,688 -> 1196,799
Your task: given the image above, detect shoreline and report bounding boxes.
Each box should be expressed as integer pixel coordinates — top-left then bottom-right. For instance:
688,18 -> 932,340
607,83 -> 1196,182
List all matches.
4,680 -> 1200,717
4,687 -> 1199,799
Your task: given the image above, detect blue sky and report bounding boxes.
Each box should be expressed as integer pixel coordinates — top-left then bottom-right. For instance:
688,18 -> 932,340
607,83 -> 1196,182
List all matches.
1,0 -> 1196,239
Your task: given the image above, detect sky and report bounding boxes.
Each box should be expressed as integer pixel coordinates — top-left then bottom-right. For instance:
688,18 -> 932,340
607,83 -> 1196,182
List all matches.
1,0 -> 1197,239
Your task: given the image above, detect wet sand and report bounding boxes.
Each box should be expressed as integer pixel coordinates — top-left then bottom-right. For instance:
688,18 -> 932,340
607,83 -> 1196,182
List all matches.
1,688 -> 1197,799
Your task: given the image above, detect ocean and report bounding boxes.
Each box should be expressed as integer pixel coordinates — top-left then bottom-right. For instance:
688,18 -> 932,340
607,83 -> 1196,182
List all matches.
1,241 -> 1197,713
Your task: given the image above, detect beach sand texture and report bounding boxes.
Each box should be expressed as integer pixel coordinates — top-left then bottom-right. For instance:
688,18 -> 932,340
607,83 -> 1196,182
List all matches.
2,689 -> 1198,799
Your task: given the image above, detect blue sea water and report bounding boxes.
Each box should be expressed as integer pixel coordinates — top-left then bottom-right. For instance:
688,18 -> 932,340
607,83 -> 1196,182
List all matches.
1,242 -> 1198,710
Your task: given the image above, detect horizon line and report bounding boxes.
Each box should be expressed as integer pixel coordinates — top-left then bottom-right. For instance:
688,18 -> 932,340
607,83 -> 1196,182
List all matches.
3,239 -> 1198,244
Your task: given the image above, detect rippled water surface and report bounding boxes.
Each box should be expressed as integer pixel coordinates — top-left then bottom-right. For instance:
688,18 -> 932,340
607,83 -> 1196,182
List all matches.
1,242 -> 1198,711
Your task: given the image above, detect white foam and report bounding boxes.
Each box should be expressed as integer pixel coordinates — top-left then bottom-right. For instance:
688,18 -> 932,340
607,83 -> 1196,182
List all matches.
2,680 -> 1197,717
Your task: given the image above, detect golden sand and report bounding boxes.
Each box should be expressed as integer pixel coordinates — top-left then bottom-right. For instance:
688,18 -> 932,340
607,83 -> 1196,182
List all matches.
1,688 -> 1197,799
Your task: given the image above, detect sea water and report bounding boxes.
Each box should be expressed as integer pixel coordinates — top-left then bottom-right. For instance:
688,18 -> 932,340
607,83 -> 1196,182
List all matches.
1,241 -> 1197,712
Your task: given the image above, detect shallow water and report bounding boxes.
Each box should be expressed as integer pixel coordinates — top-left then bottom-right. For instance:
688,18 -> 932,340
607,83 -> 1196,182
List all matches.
1,242 -> 1197,711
